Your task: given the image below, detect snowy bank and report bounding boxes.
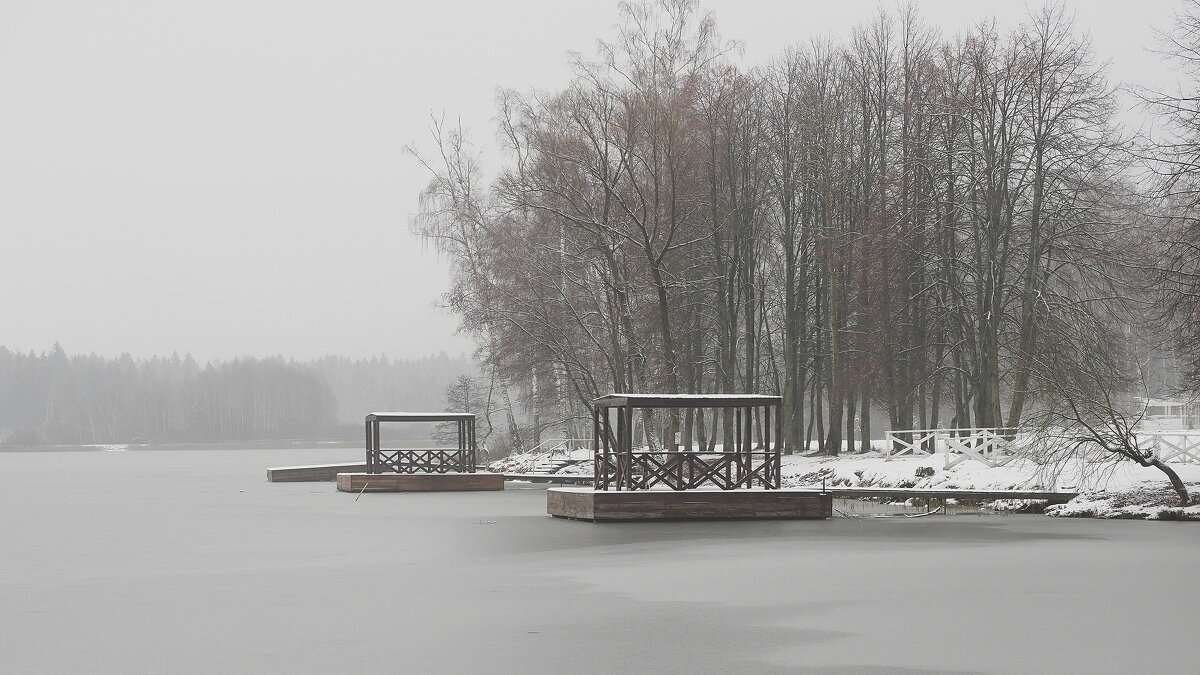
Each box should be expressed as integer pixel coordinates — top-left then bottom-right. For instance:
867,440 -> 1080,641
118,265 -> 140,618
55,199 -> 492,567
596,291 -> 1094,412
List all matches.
495,445 -> 1200,518
1044,484 -> 1200,520
780,453 -> 1200,517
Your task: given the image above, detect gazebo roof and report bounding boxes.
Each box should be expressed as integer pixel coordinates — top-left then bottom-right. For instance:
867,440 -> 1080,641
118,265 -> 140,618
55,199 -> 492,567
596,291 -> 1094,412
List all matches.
592,393 -> 781,409
365,412 -> 475,422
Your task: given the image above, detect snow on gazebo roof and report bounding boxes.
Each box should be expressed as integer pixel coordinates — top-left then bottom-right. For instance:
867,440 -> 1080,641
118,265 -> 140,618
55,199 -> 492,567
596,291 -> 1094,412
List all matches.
593,393 -> 781,408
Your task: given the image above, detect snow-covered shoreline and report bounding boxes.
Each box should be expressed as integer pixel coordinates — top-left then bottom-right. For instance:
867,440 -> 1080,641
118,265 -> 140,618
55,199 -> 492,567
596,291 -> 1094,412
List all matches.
497,447 -> 1200,519
778,453 -> 1200,520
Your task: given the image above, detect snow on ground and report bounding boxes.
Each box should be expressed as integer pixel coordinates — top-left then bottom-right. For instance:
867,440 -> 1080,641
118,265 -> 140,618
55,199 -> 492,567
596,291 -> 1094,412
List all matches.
779,452 -> 1200,519
779,452 -> 1199,492
783,454 -> 1052,490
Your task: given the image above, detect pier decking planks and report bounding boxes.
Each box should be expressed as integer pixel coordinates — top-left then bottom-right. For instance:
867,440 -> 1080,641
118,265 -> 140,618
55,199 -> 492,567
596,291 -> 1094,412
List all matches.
547,487 -> 832,521
336,472 -> 505,492
267,463 -> 368,482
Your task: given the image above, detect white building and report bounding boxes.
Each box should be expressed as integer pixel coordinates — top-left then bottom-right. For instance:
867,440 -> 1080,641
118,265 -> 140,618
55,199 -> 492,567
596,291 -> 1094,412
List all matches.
1135,396 -> 1200,430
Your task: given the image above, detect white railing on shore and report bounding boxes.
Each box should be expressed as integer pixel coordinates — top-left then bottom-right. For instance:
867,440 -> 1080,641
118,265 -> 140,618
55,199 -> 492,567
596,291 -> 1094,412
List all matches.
1142,430 -> 1200,464
884,428 -> 1018,469
882,427 -> 1200,468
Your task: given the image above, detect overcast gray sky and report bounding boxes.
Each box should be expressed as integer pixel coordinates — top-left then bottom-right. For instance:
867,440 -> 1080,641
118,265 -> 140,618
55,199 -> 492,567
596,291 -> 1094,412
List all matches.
0,0 -> 1182,362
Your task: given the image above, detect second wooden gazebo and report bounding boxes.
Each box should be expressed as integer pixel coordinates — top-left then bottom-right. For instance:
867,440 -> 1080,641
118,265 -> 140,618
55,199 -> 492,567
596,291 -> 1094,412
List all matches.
336,411 -> 504,493
364,411 -> 477,474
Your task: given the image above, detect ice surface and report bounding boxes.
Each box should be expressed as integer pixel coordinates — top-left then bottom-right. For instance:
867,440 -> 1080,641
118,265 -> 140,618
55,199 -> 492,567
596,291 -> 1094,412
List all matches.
1,447 -> 1198,673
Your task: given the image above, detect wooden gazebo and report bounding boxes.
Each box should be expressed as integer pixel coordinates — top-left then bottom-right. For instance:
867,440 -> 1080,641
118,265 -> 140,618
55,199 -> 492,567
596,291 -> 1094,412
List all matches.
592,393 -> 783,490
547,393 -> 830,521
336,412 -> 504,493
364,412 -> 477,474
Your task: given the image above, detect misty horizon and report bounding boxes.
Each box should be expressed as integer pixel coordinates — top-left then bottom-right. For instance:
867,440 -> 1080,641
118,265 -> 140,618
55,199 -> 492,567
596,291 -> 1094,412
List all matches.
0,341 -> 475,365
0,345 -> 479,445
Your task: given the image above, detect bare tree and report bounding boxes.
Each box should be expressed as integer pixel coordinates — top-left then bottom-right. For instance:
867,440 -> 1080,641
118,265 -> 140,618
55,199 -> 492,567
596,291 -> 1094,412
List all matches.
415,1 -> 1153,467
1137,0 -> 1200,389
1023,307 -> 1191,506
408,118 -> 525,451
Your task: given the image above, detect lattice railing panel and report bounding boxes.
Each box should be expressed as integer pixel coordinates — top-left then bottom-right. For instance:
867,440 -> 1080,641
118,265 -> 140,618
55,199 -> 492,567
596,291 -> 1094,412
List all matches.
371,448 -> 471,474
594,451 -> 780,491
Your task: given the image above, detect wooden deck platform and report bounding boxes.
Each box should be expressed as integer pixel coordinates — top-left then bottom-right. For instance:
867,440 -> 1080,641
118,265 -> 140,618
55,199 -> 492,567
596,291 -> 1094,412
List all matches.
267,463 -> 368,482
547,487 -> 832,522
336,472 -> 506,492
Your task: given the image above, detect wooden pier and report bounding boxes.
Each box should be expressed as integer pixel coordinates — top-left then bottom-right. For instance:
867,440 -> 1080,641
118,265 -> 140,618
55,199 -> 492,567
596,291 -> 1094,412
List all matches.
336,472 -> 505,492
822,487 -> 1077,504
267,463 -> 367,482
548,487 -> 832,521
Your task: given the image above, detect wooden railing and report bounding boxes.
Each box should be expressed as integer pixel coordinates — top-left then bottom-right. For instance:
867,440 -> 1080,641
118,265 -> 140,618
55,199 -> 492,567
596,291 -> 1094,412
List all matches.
594,450 -> 781,491
368,448 -> 472,474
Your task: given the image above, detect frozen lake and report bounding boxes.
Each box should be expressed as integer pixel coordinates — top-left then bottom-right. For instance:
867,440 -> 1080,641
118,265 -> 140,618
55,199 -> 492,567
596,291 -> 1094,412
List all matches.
1,448 -> 1197,674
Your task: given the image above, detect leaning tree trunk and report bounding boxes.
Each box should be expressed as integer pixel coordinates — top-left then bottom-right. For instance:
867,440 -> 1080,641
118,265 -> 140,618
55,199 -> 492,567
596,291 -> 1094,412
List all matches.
1149,457 -> 1191,507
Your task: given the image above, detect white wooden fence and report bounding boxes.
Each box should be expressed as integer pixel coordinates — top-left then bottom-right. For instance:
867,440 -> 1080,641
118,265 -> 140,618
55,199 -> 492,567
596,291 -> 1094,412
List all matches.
883,427 -> 1200,468
884,428 -> 1018,469
1143,430 -> 1200,464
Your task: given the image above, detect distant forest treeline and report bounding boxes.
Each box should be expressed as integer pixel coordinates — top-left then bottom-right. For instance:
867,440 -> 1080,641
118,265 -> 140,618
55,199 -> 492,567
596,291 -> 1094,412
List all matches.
0,345 -> 476,445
